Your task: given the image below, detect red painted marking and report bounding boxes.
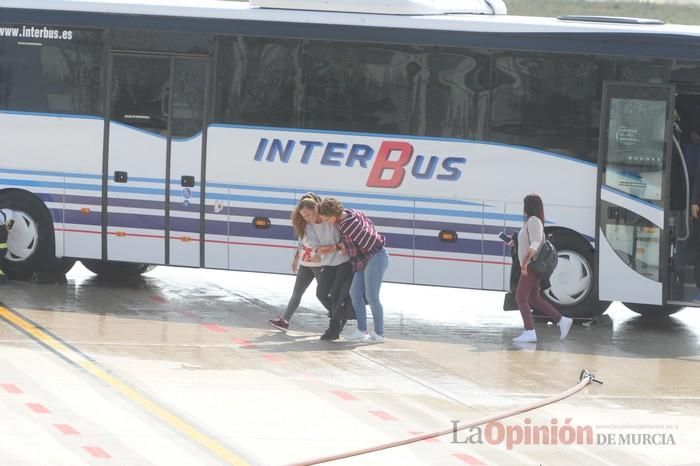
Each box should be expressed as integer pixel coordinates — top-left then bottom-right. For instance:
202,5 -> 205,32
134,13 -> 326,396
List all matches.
332,390 -> 358,401
149,295 -> 166,303
1,384 -> 23,394
262,354 -> 284,363
84,446 -> 111,459
369,410 -> 398,421
54,424 -> 80,435
232,338 -> 256,349
408,431 -> 439,443
453,454 -> 486,465
26,403 -> 50,414
202,324 -> 226,333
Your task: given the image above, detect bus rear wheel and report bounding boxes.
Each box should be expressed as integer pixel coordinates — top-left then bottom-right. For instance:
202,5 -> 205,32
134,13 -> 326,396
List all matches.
539,229 -> 611,319
0,190 -> 70,280
81,259 -> 154,278
623,303 -> 683,317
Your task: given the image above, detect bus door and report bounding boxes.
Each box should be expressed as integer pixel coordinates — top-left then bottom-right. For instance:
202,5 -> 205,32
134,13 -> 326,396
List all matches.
596,82 -> 675,305
107,53 -> 208,267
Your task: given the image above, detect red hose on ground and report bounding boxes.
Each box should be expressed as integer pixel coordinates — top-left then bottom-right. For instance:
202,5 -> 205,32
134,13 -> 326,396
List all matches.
288,370 -> 602,466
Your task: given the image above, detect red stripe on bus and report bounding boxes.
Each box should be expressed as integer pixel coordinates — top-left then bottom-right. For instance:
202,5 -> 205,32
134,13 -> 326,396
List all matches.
56,229 -> 508,264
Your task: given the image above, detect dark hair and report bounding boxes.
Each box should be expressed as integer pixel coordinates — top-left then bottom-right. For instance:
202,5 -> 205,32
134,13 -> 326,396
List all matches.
523,194 -> 545,224
318,197 -> 344,218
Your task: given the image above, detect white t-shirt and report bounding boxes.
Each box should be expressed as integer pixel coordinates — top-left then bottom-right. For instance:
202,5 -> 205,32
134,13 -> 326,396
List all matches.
517,216 -> 544,265
304,221 -> 350,267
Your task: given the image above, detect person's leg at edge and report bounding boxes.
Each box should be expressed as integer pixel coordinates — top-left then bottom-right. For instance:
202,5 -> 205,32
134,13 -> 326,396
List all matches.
515,271 -> 537,331
282,266 -> 316,322
527,280 -> 561,323
349,269 -> 368,332
527,274 -> 572,339
363,249 -> 388,337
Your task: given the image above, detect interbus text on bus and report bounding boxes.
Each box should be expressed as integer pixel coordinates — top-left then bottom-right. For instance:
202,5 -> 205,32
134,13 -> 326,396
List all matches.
0,25 -> 73,41
253,138 -> 467,188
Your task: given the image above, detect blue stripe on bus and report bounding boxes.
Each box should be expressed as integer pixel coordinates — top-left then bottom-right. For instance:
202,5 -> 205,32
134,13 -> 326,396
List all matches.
15,175 -> 523,221
47,192 -> 515,235
0,168 -> 102,180
0,109 -> 103,120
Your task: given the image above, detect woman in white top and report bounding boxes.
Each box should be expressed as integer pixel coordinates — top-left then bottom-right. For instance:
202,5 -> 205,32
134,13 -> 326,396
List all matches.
513,194 -> 573,343
268,193 -> 330,331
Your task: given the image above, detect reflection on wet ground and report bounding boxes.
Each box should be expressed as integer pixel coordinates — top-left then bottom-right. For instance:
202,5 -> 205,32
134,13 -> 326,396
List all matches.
0,264 -> 699,465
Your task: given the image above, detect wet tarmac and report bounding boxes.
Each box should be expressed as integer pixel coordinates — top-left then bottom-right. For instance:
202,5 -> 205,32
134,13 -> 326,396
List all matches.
0,264 -> 699,465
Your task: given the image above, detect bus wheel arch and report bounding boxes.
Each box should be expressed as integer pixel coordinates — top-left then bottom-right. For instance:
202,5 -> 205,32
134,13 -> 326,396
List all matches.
0,189 -> 71,280
539,227 -> 611,319
81,260 -> 155,277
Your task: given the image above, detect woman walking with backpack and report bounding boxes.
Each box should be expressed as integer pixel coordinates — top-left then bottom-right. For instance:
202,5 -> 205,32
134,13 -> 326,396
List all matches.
513,194 -> 573,343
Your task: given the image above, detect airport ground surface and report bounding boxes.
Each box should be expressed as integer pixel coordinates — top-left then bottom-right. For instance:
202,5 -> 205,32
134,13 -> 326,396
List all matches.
0,264 -> 699,465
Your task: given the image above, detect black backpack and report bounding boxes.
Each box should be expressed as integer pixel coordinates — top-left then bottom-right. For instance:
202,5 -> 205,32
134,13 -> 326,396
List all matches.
530,236 -> 558,278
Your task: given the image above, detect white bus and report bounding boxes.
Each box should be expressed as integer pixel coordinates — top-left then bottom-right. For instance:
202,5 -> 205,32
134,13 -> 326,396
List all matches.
1,0 -> 699,318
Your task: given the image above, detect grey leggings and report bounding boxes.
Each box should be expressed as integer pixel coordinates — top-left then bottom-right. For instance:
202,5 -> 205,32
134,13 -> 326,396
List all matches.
283,265 -> 322,321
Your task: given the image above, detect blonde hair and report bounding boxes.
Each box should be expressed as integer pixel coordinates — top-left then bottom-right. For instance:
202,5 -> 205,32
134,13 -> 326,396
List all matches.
291,192 -> 321,239
318,197 -> 344,218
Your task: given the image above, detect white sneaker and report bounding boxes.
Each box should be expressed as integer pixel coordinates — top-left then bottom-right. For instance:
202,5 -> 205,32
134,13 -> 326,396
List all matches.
370,331 -> 385,343
558,316 -> 573,340
512,330 -> 537,343
345,329 -> 369,341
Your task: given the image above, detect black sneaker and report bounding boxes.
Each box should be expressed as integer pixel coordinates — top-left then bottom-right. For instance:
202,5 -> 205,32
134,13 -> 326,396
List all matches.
320,330 -> 339,341
268,318 -> 289,332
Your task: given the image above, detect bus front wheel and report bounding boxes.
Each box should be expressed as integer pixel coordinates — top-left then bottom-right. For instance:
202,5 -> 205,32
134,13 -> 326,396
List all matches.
540,229 -> 611,319
81,259 -> 154,278
623,302 -> 683,317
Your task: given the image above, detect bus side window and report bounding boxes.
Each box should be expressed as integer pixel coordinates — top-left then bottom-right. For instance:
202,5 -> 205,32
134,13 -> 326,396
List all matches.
0,28 -> 103,115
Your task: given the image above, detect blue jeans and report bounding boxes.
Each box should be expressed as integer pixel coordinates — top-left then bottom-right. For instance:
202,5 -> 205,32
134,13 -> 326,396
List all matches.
350,248 -> 389,335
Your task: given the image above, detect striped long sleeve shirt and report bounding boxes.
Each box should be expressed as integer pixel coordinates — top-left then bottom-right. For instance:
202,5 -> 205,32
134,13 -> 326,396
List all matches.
337,209 -> 385,272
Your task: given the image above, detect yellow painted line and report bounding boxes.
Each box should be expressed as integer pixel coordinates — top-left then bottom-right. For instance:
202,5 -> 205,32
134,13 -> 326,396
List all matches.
0,305 -> 250,466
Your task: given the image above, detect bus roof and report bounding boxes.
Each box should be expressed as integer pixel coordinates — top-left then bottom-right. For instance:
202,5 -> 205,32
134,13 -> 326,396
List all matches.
1,0 -> 699,37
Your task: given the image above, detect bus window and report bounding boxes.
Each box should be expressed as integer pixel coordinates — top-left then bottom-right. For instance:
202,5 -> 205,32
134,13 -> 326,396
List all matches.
302,40 -> 356,132
0,27 -> 103,115
489,52 -> 613,163
111,29 -> 213,55
215,36 -> 302,128
615,58 -> 670,84
424,48 -> 490,140
111,56 -> 170,136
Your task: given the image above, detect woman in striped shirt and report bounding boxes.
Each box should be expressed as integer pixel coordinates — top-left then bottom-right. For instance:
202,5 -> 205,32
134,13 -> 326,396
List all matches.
319,198 -> 389,342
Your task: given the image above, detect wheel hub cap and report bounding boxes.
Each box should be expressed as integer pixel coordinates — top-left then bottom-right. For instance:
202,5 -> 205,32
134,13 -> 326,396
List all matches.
5,211 -> 39,262
543,251 -> 592,306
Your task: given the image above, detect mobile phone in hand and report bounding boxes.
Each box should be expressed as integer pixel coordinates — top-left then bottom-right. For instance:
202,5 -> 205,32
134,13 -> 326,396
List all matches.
498,231 -> 511,243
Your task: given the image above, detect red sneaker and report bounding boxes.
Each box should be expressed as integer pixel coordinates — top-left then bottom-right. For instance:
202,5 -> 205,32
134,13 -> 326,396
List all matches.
268,318 -> 289,332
